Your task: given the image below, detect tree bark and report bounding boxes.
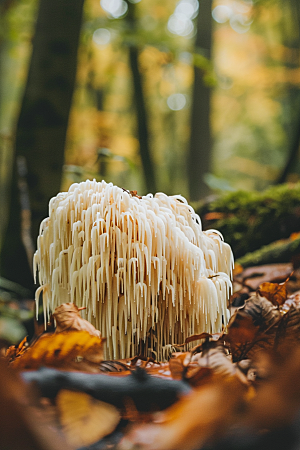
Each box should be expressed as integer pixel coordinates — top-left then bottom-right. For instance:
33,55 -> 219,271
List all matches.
187,0 -> 213,201
0,0 -> 84,292
128,47 -> 157,194
126,1 -> 157,195
277,105 -> 300,183
276,0 -> 300,184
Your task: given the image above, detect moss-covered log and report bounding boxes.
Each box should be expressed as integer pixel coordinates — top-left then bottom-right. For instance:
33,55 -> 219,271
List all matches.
236,236 -> 300,269
196,183 -> 300,259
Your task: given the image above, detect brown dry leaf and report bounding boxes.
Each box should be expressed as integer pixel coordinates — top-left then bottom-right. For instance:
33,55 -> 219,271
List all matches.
56,390 -> 120,448
169,352 -> 190,380
119,376 -> 247,450
10,330 -> 104,371
243,294 -> 281,330
53,303 -> 101,338
191,343 -> 247,384
274,302 -> 300,352
226,293 -> 282,361
168,351 -> 215,386
258,281 -> 288,306
226,311 -> 260,361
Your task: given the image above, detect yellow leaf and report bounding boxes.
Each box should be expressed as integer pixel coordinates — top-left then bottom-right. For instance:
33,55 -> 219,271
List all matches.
258,281 -> 287,306
10,330 -> 104,371
57,390 -> 120,448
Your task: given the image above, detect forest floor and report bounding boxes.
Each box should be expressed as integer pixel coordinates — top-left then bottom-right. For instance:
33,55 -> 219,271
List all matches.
2,261 -> 300,450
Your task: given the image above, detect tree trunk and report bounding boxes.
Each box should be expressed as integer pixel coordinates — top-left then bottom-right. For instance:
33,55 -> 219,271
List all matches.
128,47 -> 157,194
126,1 -> 157,195
277,103 -> 300,183
276,0 -> 300,184
0,0 -> 84,292
187,0 -> 213,201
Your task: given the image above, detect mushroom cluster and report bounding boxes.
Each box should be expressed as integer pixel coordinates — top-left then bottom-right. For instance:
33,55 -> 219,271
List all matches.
34,180 -> 233,360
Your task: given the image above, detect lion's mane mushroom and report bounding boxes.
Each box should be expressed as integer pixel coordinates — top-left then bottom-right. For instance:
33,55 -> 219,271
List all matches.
34,180 -> 233,360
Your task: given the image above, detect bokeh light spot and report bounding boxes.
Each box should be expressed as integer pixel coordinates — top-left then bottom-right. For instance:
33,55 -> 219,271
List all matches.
167,13 -> 194,37
175,0 -> 199,19
167,93 -> 187,111
93,28 -> 111,46
230,14 -> 251,33
100,0 -> 128,18
212,5 -> 232,23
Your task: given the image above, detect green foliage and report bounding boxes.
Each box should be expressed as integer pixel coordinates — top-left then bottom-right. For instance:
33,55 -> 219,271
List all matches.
0,277 -> 33,344
197,183 -> 300,259
193,51 -> 216,87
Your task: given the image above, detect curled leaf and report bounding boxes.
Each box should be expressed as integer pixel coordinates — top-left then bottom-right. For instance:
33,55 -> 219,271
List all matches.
226,294 -> 282,361
191,343 -> 247,383
53,303 -> 101,338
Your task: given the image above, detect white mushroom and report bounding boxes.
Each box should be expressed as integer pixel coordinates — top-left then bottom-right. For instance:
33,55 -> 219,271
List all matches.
34,180 -> 233,360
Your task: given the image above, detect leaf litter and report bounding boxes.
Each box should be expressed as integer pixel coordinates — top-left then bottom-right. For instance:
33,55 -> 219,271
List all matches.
3,275 -> 300,450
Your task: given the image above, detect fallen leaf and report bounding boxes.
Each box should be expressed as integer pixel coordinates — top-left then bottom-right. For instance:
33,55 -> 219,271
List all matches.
9,330 -> 104,371
226,293 -> 285,361
258,281 -> 288,306
274,301 -> 300,352
191,342 -> 247,383
56,389 -> 120,448
53,303 -> 101,338
226,311 -> 260,361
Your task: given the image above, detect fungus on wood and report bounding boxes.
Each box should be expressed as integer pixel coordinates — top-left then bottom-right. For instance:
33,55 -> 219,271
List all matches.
34,180 -> 233,360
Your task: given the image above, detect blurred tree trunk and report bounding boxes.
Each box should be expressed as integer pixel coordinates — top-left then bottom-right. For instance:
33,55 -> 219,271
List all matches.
0,2 -> 15,254
277,103 -> 300,183
126,1 -> 157,195
277,0 -> 300,184
187,0 -> 213,201
0,0 -> 84,292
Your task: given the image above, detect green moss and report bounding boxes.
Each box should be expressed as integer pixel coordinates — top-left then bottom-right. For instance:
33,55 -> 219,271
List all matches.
197,183 -> 300,259
236,236 -> 300,268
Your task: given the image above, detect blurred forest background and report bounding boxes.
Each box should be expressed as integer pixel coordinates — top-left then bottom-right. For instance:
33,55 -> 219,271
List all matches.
0,0 -> 300,302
